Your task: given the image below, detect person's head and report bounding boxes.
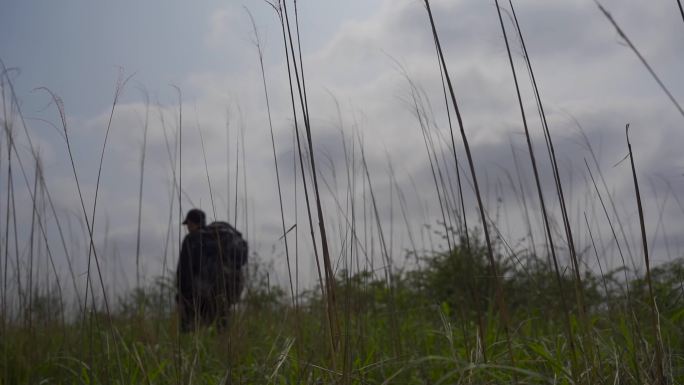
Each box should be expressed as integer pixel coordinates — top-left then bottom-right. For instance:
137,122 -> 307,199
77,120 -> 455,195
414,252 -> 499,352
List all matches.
182,209 -> 206,233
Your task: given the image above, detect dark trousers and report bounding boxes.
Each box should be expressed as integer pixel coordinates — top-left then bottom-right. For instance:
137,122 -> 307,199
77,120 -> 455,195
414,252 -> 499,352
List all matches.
178,270 -> 244,332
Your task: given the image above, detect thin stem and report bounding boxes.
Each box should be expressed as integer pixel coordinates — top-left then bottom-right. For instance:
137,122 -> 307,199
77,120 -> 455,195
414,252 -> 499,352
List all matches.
626,124 -> 665,384
135,88 -> 150,289
245,7 -> 296,309
496,0 -> 578,378
423,0 -> 514,365
596,1 -> 684,120
282,0 -> 339,354
270,0 -> 334,362
196,116 -> 217,220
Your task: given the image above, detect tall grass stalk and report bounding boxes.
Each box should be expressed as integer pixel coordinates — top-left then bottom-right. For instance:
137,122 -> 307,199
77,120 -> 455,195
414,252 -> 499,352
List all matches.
282,0 -> 340,357
390,167 -> 419,267
26,156 -> 66,331
423,118 -> 461,255
36,86 -> 122,382
225,108 -> 232,222
9,159 -> 19,312
196,114 -> 217,220
0,84 -> 68,332
1,62 -> 82,315
648,182 -> 673,260
157,98 -> 181,305
315,125 -> 363,383
246,5 -> 301,356
338,113 -> 358,385
584,160 -> 633,297
595,2 -> 684,120
433,39 -> 469,248
3,79 -> 23,323
584,213 -> 611,304
495,1 -> 580,379
171,84 -> 183,385
85,70 -> 131,383
626,124 -> 665,384
434,141 -> 463,241
2,81 -> 14,385
401,67 -> 488,355
83,71 -> 132,320
422,0 -> 514,365
583,155 -> 649,380
400,70 -> 453,253
27,156 -> 38,330
231,112 -> 239,226
509,143 -> 539,260
575,120 -> 636,268
239,106 -> 249,234
135,87 -> 150,290
270,0 -> 338,366
508,2 -> 609,377
291,124 -> 301,301
358,136 -> 403,357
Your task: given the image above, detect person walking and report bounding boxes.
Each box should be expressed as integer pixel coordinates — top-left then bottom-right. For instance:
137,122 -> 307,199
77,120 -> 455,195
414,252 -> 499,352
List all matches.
176,208 -> 247,332
176,208 -> 208,332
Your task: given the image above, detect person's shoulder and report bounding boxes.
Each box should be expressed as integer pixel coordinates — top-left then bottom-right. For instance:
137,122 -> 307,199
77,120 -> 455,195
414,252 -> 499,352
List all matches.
182,231 -> 202,244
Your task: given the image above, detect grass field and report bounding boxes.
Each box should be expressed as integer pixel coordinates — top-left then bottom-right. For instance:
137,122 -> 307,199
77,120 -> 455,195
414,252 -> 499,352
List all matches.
2,248 -> 683,383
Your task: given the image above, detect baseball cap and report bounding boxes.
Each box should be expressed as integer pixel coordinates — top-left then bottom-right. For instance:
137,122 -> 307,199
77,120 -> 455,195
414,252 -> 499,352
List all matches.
182,208 -> 206,226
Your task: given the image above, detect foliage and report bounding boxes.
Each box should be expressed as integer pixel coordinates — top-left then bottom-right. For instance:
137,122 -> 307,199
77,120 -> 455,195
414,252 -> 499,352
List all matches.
1,244 -> 684,384
406,235 -> 605,320
629,257 -> 684,317
408,236 -> 496,317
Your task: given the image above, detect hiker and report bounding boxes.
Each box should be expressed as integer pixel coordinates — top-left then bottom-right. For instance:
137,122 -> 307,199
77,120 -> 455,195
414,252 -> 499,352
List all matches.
176,208 -> 248,332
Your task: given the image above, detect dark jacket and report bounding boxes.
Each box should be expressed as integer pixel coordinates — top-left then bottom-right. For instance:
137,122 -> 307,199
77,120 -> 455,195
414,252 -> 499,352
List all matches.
176,230 -> 203,306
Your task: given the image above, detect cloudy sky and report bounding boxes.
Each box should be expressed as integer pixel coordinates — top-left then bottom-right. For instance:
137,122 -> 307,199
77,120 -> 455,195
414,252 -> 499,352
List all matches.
1,0 -> 683,304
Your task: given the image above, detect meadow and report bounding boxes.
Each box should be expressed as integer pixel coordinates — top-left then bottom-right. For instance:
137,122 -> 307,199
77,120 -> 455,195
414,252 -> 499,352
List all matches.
1,0 -> 684,383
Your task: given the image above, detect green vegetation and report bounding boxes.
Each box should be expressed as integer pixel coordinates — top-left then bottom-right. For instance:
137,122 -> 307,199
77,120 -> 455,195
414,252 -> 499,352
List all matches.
2,241 -> 682,384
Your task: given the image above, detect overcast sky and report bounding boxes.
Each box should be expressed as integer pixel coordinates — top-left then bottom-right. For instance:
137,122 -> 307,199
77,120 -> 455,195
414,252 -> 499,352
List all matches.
1,0 -> 683,304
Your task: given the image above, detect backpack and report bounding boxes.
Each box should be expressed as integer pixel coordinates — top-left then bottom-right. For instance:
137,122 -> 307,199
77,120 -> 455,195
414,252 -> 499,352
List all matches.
194,221 -> 248,298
